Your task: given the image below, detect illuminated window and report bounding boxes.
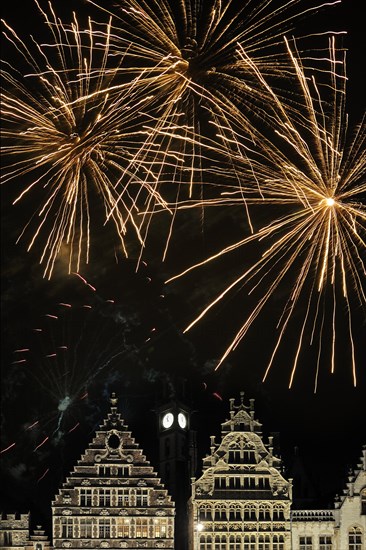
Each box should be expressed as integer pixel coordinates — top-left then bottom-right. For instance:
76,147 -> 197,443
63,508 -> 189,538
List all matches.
79,518 -> 92,538
154,519 -> 168,538
117,488 -> 130,507
79,488 -> 92,506
99,488 -> 111,506
243,534 -> 256,550
117,518 -> 130,538
319,535 -> 332,549
98,519 -> 110,539
61,518 -> 73,538
135,518 -> 148,538
273,534 -> 285,550
299,536 -> 313,550
348,527 -> 363,550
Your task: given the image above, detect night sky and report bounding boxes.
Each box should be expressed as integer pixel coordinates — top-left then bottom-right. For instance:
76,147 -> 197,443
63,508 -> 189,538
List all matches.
1,0 -> 365,534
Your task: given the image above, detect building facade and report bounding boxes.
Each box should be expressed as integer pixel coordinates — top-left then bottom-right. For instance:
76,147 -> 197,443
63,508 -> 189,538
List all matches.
1,392 -> 365,550
51,393 -> 175,549
290,447 -> 366,549
189,392 -> 292,550
0,515 -> 51,550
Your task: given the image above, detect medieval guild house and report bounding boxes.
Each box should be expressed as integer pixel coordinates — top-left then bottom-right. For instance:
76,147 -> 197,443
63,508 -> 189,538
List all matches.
1,392 -> 365,550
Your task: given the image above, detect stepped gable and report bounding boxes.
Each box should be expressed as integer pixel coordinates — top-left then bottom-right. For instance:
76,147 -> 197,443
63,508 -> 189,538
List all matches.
52,392 -> 174,549
196,391 -> 289,499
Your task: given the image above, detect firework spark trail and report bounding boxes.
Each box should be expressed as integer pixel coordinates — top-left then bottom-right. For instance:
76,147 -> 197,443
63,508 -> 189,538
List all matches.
167,38 -> 366,390
85,0 -> 341,253
1,2 -> 183,278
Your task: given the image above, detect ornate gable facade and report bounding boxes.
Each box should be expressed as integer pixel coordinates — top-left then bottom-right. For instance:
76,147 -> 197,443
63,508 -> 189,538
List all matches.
189,392 -> 292,550
51,394 -> 174,550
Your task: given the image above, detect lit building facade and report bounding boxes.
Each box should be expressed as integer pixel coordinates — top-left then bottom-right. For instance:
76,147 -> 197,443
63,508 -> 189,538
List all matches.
189,392 -> 292,550
51,393 -> 174,549
290,446 -> 366,550
2,393 -> 365,550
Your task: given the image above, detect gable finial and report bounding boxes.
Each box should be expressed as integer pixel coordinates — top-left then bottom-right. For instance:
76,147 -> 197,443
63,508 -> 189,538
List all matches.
110,392 -> 118,407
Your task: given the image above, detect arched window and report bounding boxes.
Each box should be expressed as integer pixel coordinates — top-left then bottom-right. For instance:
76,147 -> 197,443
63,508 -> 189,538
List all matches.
229,535 -> 241,550
244,534 -> 256,550
258,534 -> 270,550
348,526 -> 363,550
199,534 -> 212,550
273,534 -> 285,550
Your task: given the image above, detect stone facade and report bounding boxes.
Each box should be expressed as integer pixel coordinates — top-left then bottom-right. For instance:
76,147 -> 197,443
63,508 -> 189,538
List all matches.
0,513 -> 30,550
51,393 -> 174,550
189,392 -> 292,550
291,448 -> 366,549
2,393 -> 365,550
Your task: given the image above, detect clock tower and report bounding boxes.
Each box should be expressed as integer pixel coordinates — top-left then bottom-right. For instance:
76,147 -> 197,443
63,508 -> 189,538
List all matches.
156,383 -> 197,550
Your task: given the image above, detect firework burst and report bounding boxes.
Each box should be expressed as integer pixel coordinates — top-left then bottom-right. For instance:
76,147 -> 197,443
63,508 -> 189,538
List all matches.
85,0 -> 340,254
1,2 -> 179,277
167,37 -> 366,390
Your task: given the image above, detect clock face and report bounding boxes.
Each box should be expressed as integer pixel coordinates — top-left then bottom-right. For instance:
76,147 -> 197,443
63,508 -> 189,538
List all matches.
178,412 -> 187,429
162,412 -> 174,429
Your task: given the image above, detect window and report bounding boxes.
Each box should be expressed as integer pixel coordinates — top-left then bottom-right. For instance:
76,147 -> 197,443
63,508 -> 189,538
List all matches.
244,450 -> 256,463
99,488 -> 111,506
117,488 -> 130,507
79,518 -> 92,538
299,536 -> 313,550
319,535 -> 332,549
258,534 -> 270,550
61,518 -> 73,538
214,507 -> 226,521
3,532 -> 12,545
273,505 -> 284,520
98,519 -> 110,539
154,518 -> 168,538
199,535 -> 212,550
136,488 -> 148,506
244,506 -> 256,520
361,489 -> 366,515
243,534 -> 256,550
80,488 -> 92,506
117,518 -> 130,538
348,527 -> 363,550
273,535 -> 285,550
214,534 -> 226,550
258,506 -> 271,521
229,507 -> 241,521
135,518 -> 148,538
229,535 -> 241,550
199,506 -> 212,521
